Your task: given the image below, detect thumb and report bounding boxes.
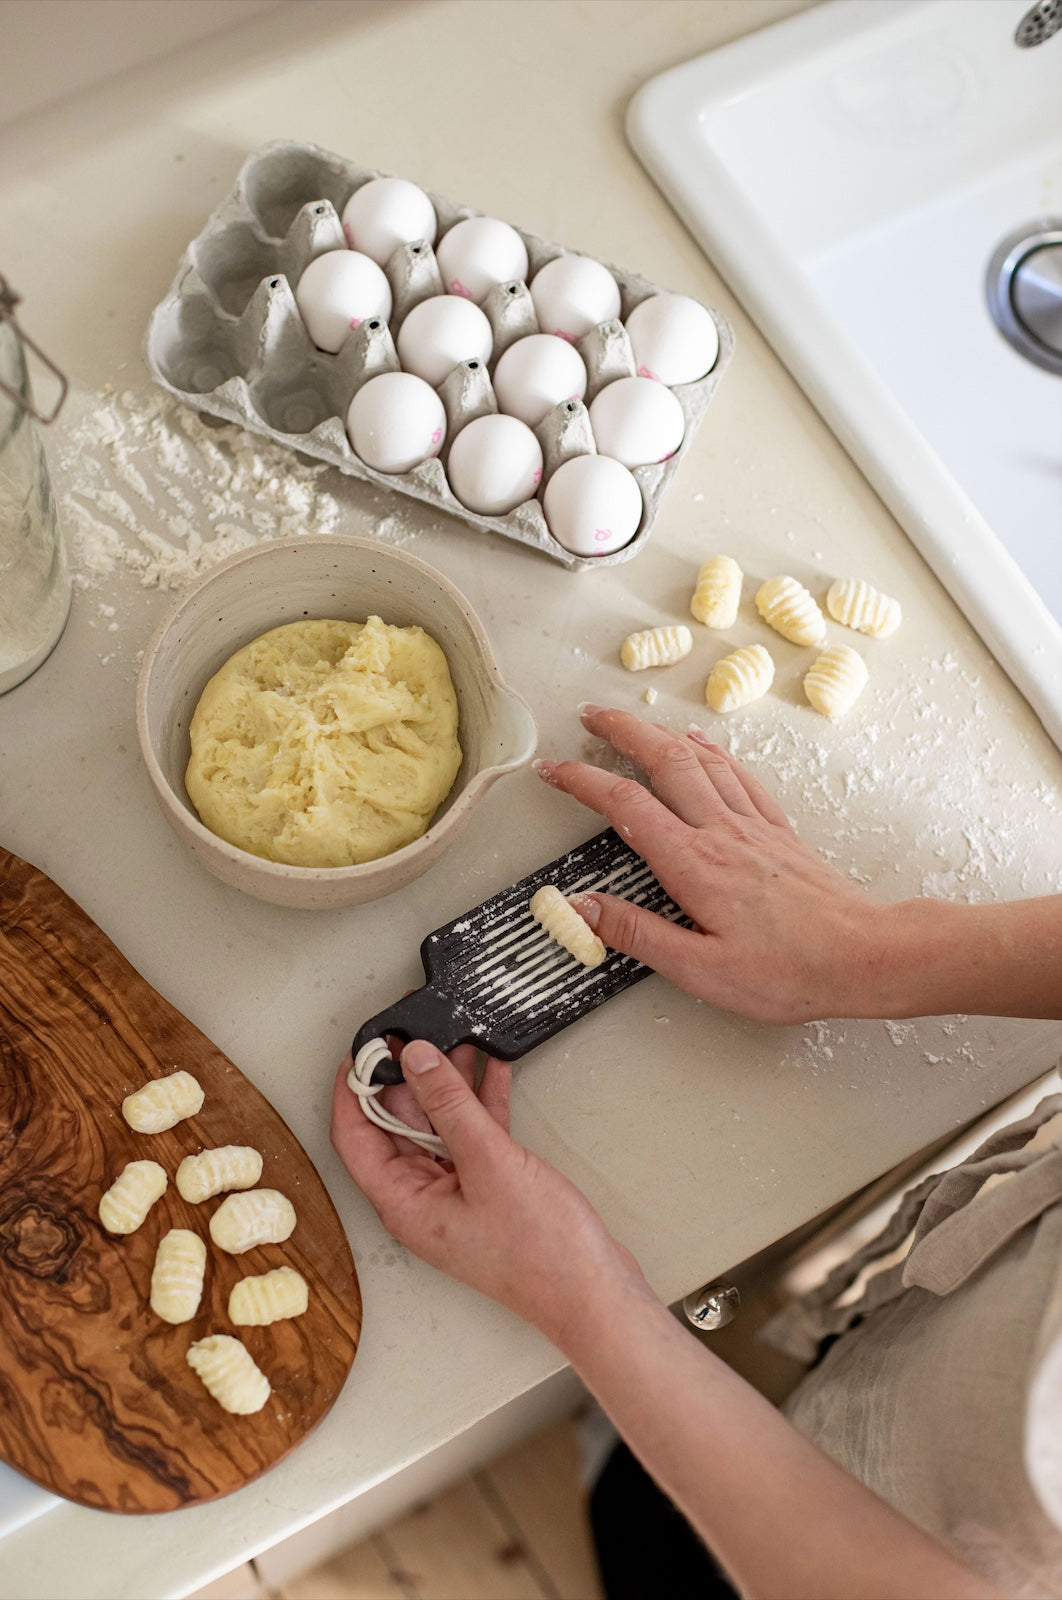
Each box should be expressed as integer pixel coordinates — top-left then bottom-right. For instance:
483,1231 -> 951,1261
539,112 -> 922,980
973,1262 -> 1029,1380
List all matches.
400,1041 -> 505,1167
569,893 -> 700,977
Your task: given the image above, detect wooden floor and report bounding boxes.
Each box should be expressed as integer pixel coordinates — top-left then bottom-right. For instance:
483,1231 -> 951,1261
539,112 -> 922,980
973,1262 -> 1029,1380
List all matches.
190,1261 -> 817,1600
191,1416 -> 604,1600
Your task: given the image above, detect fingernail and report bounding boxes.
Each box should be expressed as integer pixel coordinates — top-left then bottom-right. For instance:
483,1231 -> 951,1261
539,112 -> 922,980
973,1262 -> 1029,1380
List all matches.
402,1040 -> 441,1076
578,702 -> 604,717
569,893 -> 601,929
533,758 -> 558,780
687,724 -> 711,746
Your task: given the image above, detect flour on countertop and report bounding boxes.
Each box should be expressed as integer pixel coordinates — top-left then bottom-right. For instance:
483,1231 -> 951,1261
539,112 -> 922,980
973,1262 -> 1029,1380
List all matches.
58,387 -> 350,592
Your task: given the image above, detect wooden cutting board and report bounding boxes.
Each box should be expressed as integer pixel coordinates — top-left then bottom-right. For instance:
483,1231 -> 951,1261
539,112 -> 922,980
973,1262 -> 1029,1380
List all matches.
0,848 -> 362,1514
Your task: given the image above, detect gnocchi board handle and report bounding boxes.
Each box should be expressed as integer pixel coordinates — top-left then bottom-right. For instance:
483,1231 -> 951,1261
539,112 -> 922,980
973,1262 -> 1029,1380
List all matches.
351,827 -> 691,1085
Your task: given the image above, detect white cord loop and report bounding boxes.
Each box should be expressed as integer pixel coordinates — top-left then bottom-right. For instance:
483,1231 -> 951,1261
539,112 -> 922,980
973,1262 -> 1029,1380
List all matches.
347,1037 -> 449,1159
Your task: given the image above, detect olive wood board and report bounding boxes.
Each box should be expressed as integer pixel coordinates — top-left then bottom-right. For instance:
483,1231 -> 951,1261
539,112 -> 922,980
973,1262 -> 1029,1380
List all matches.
0,847 -> 362,1514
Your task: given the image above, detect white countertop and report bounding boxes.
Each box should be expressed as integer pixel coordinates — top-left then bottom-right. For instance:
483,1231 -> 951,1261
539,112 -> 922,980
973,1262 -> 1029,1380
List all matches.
1,3 -> 1060,1595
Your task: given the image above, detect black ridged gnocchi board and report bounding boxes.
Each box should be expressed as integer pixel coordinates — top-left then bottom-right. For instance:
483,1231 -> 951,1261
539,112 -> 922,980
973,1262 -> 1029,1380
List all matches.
0,847 -> 363,1513
352,828 -> 691,1082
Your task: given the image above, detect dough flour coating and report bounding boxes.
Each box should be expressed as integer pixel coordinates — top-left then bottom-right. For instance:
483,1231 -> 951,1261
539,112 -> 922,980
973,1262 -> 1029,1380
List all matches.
186,617 -> 462,868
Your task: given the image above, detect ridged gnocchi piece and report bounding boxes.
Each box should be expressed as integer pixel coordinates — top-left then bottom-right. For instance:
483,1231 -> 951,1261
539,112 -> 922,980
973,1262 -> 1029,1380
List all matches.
186,1335 -> 270,1415
530,885 -> 606,968
176,1146 -> 263,1205
826,577 -> 902,638
150,1228 -> 206,1324
228,1266 -> 309,1327
122,1071 -> 204,1134
99,1160 -> 168,1235
705,644 -> 775,713
209,1189 -> 297,1254
690,555 -> 742,628
755,575 -> 826,647
620,625 -> 692,671
803,646 -> 869,718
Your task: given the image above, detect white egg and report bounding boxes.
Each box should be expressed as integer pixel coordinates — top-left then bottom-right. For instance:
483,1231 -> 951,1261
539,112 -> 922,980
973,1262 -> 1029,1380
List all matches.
529,255 -> 621,344
588,376 -> 685,467
624,292 -> 719,386
346,371 -> 446,475
542,454 -> 643,556
492,334 -> 588,427
396,295 -> 493,388
341,176 -> 438,267
294,250 -> 392,353
446,414 -> 543,516
435,216 -> 530,304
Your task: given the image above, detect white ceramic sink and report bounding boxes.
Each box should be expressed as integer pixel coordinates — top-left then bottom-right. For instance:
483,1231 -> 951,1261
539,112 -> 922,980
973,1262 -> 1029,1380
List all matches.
629,0 -> 1062,750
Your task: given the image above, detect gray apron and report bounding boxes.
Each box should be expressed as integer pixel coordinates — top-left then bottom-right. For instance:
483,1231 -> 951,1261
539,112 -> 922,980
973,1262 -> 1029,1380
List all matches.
765,1092 -> 1062,1599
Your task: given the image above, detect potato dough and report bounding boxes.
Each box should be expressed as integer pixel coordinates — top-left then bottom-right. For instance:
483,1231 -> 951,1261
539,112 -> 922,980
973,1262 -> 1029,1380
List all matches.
99,1160 -> 168,1235
185,617 -> 462,869
209,1189 -> 296,1254
122,1071 -> 204,1134
176,1146 -> 263,1204
150,1229 -> 206,1324
530,885 -> 607,967
229,1266 -> 309,1327
187,1335 -> 270,1415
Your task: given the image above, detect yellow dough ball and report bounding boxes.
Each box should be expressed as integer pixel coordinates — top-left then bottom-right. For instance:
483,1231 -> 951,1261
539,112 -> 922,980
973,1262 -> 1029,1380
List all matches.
185,617 -> 462,869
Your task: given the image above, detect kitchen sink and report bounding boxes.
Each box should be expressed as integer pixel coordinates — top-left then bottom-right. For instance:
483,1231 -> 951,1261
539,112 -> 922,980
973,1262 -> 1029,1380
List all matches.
628,0 -> 1062,750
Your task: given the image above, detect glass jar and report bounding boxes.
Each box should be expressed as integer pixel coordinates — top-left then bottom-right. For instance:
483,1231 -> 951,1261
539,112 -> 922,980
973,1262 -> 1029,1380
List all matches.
0,292 -> 71,694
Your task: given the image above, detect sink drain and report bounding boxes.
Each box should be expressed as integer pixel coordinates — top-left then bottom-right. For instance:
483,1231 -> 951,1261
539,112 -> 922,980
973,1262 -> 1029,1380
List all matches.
986,221 -> 1062,376
1014,0 -> 1062,47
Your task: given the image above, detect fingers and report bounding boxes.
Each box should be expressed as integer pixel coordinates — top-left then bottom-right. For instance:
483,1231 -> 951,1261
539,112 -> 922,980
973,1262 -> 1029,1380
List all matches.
569,892 -> 708,980
378,1040 -> 479,1152
683,731 -> 762,818
687,732 -> 791,828
537,757 -> 690,878
400,1041 -> 510,1168
477,1057 -> 511,1132
573,708 -> 730,828
329,1055 -> 411,1212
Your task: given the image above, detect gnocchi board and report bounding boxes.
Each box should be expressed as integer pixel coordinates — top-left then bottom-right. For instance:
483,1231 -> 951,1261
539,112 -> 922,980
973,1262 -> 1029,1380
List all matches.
0,847 -> 362,1514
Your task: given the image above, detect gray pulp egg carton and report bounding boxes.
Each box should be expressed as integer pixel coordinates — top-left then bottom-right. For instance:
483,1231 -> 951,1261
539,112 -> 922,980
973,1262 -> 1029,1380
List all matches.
146,140 -> 734,570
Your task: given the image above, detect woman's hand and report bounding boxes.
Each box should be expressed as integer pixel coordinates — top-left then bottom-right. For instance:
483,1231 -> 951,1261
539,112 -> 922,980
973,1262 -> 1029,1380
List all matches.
330,1039 -> 649,1347
537,706 -> 894,1025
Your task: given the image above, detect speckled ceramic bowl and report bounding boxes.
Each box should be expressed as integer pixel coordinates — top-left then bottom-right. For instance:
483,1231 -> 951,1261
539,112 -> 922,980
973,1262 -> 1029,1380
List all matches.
136,536 -> 537,908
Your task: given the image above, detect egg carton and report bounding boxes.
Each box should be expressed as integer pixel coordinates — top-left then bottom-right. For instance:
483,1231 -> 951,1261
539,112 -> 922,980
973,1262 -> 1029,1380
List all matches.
145,140 -> 734,570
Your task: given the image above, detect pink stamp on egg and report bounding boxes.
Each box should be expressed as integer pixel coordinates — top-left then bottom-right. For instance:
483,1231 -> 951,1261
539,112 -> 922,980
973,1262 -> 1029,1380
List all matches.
349,316 -> 363,328
594,527 -> 612,543
450,279 -> 472,299
637,364 -> 660,381
430,427 -> 443,448
554,328 -> 576,344
532,468 -> 542,485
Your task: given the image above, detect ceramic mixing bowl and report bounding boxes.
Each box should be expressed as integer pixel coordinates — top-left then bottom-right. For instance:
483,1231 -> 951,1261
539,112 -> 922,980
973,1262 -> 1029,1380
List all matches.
136,536 -> 537,908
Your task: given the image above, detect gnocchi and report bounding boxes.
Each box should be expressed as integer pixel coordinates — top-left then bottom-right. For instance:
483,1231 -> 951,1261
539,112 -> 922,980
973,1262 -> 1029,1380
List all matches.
176,1146 -> 263,1205
755,575 -> 826,647
803,646 -> 869,718
186,1334 -> 270,1415
705,644 -> 775,713
228,1266 -> 309,1327
826,577 -> 902,638
98,1160 -> 168,1235
530,885 -> 606,967
209,1189 -> 297,1254
620,625 -> 692,672
150,1228 -> 207,1324
690,555 -> 742,629
122,1071 -> 204,1135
